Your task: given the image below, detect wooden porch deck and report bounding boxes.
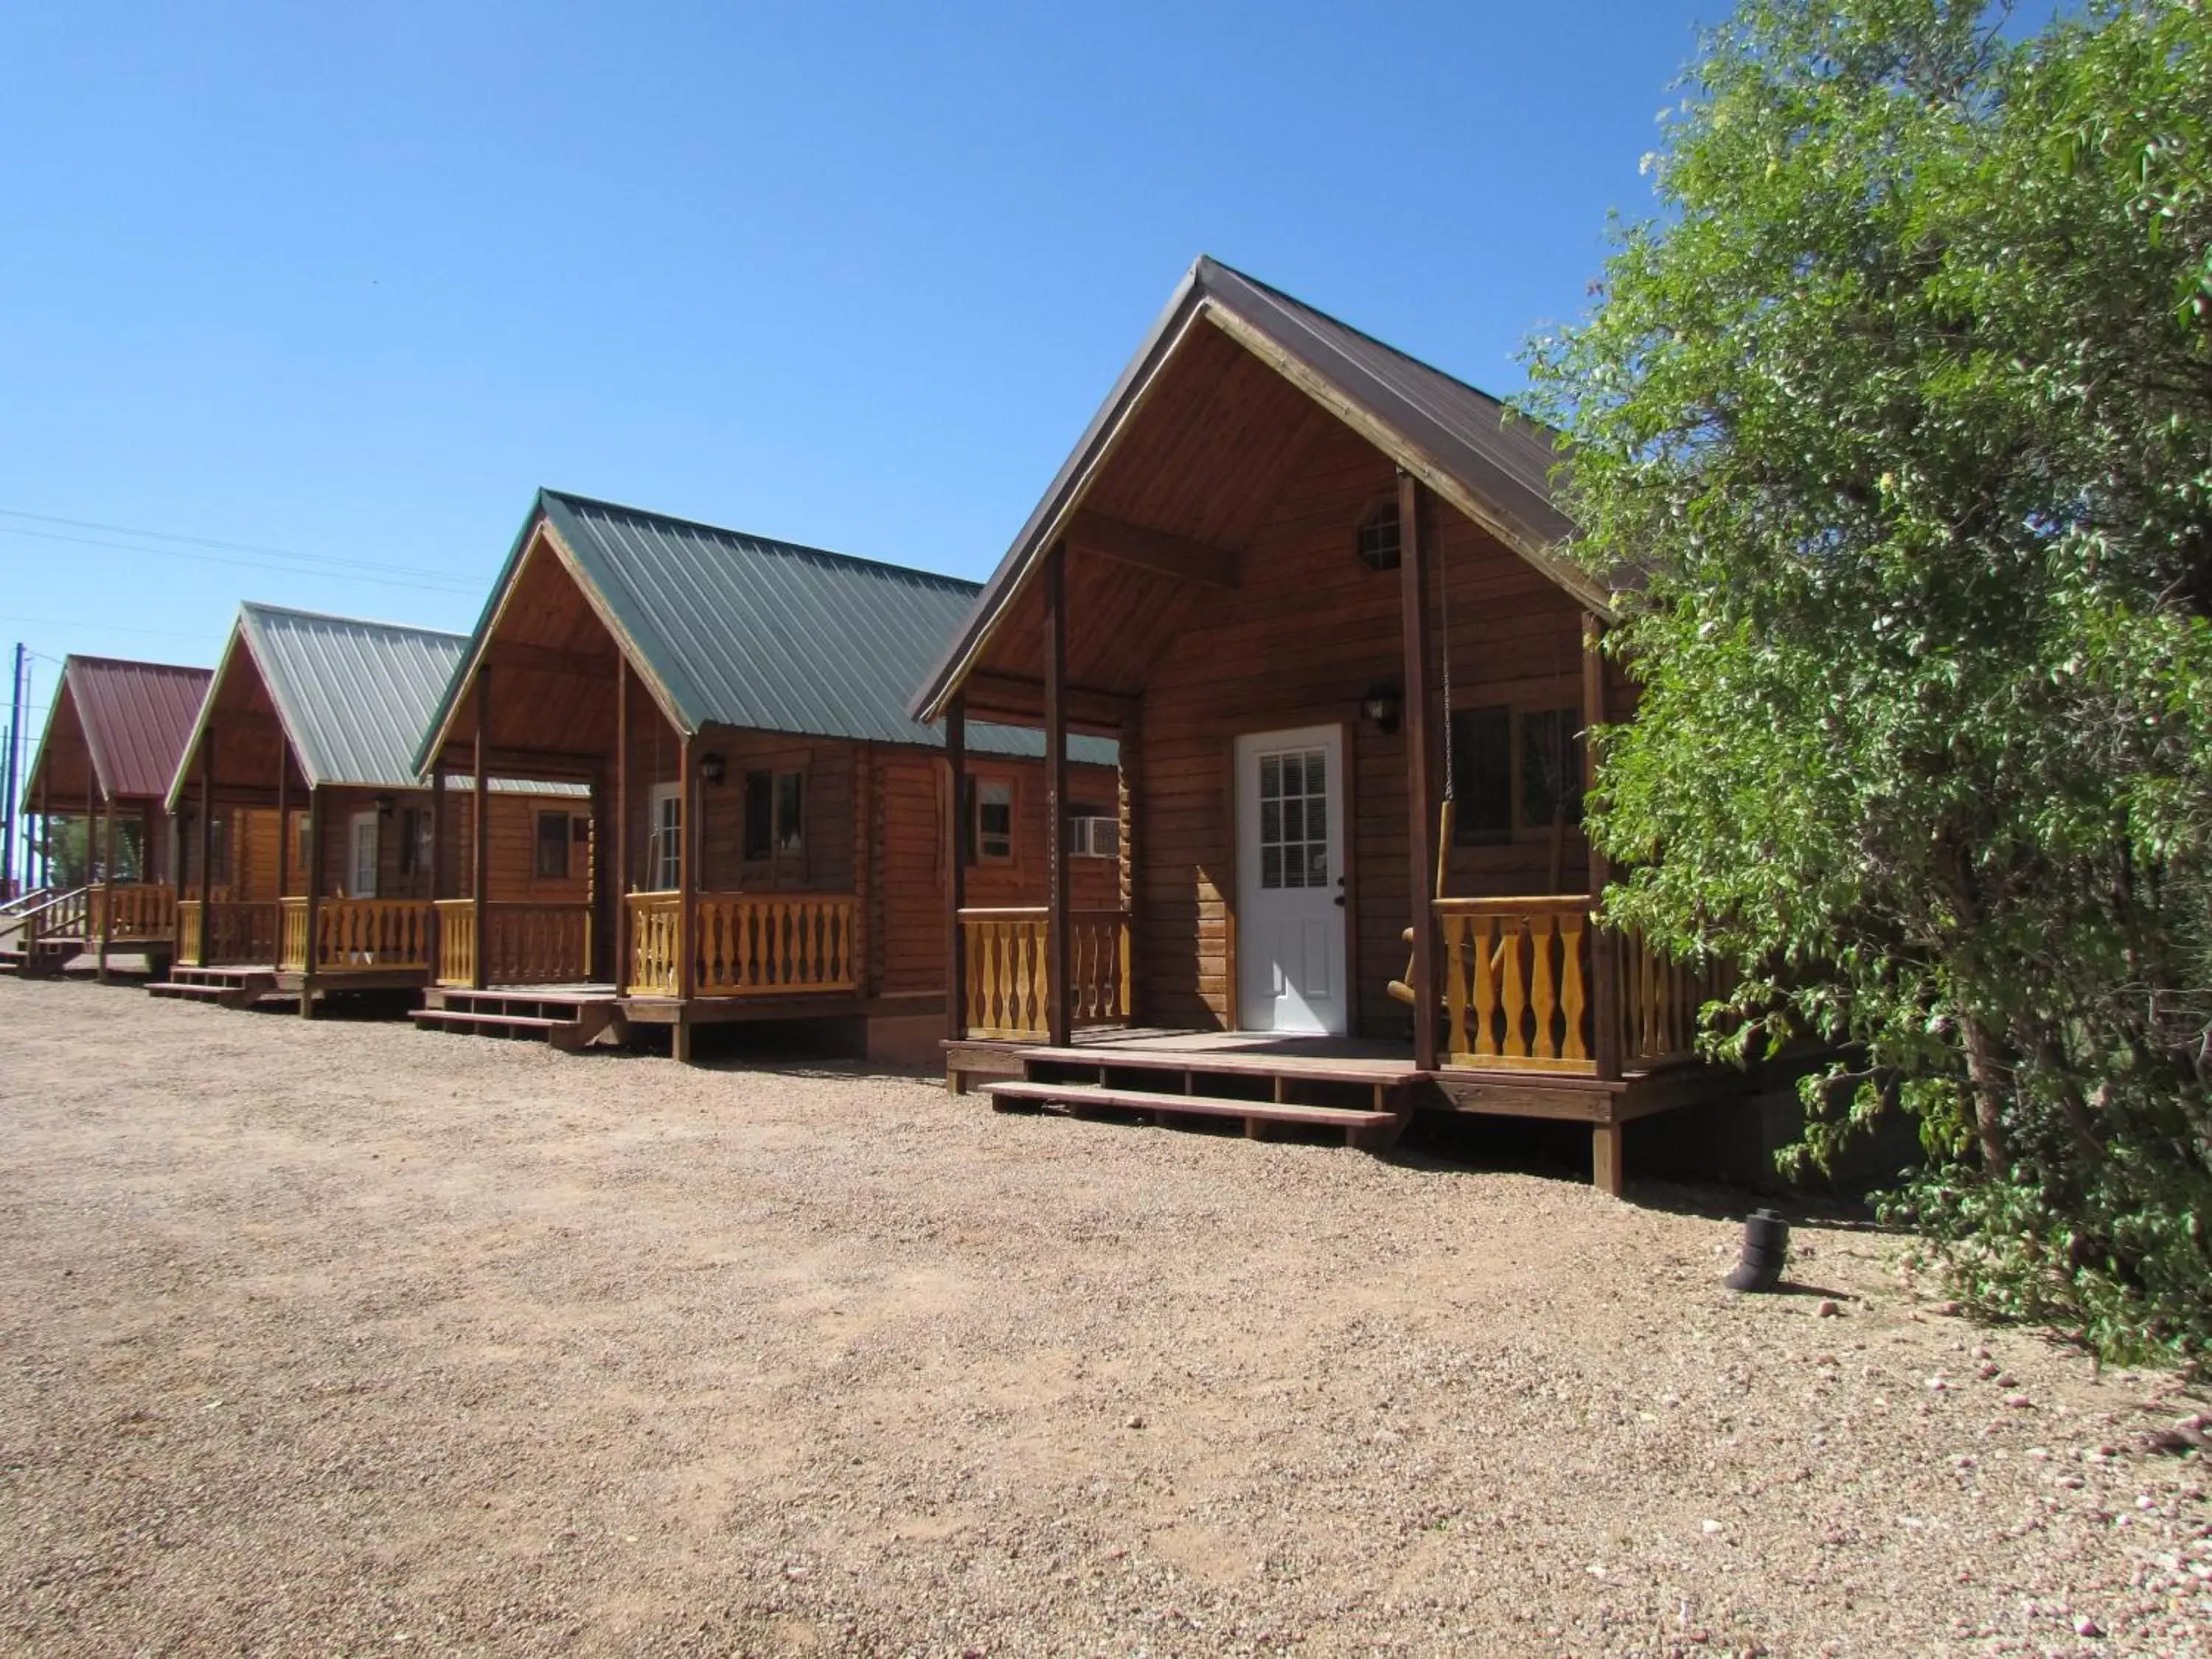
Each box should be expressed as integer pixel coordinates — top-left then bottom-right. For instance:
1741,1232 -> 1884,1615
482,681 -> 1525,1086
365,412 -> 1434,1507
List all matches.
945,1026 -> 1737,1195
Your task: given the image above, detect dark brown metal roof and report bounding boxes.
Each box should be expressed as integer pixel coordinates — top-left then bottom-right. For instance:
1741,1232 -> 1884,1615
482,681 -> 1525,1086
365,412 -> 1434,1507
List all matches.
29,655 -> 212,804
911,255 -> 1595,722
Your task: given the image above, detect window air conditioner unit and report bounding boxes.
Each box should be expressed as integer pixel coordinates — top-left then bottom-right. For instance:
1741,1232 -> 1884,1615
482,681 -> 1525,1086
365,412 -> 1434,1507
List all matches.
1069,815 -> 1119,858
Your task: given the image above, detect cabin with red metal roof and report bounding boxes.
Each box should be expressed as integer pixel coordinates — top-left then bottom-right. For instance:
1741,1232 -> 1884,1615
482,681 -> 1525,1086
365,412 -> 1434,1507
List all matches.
7,655 -> 212,978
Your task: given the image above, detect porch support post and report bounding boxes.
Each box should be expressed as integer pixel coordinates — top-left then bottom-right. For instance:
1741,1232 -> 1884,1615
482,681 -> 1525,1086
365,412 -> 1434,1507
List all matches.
1584,613 -> 1622,1083
301,786 -> 322,1016
196,733 -> 215,967
588,766 -> 610,984
427,764 -> 445,984
1043,540 -> 1072,1048
470,667 -> 490,991
1398,470 -> 1439,1071
674,731 -> 696,1062
613,658 -> 630,995
1116,712 -> 1140,1023
97,791 -> 115,981
944,691 -> 967,1043
274,756 -> 290,898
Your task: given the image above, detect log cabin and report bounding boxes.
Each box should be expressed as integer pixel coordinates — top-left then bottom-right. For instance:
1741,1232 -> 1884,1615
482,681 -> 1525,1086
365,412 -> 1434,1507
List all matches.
5,655 -> 210,979
150,602 -> 588,1013
910,257 -> 1742,1195
408,489 -> 1118,1062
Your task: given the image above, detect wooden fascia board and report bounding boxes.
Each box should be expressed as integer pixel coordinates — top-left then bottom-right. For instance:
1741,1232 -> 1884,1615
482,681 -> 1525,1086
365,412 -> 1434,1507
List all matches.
1196,302 -> 1615,620
23,672 -> 84,807
915,302 -> 1217,723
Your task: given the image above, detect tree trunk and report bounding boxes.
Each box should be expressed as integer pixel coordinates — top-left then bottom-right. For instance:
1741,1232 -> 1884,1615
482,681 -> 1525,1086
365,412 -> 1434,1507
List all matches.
1961,1015 -> 2011,1177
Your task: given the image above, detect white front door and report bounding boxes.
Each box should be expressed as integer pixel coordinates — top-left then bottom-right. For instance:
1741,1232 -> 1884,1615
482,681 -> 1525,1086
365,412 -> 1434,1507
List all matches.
348,813 -> 379,898
1234,724 -> 1349,1035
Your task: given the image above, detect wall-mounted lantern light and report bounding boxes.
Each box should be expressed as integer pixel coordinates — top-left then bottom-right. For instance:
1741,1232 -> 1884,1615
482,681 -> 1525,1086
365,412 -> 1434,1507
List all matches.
1360,683 -> 1403,736
699,751 -> 726,787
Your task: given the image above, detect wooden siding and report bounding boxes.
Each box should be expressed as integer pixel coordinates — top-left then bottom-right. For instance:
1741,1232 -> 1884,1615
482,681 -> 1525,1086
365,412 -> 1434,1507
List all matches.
1128,417 -> 1630,1038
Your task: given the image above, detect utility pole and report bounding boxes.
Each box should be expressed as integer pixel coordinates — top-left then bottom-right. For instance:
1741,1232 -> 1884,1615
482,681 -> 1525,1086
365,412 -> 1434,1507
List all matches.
0,644 -> 20,899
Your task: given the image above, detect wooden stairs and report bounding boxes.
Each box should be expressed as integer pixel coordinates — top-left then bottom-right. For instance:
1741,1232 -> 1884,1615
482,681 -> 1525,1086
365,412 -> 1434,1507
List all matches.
980,1045 -> 1417,1150
147,965 -> 279,1008
411,987 -> 628,1051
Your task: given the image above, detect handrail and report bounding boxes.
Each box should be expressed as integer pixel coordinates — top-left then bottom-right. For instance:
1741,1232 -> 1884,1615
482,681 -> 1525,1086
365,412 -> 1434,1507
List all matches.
623,890 -> 860,998
435,898 -> 592,989
0,885 -> 56,919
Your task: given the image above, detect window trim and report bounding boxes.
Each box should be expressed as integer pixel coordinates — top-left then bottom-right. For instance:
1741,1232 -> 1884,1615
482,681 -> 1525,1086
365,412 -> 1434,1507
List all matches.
534,809 -> 573,882
647,782 -> 683,892
741,768 -> 808,865
1447,695 -> 1587,847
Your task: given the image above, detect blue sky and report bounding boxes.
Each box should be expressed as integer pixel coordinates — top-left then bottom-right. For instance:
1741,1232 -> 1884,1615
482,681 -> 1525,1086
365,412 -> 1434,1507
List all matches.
1,0 -> 1722,732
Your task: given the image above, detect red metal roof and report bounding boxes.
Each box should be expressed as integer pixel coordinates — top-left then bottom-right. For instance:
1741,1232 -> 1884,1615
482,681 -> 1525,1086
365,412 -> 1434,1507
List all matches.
52,655 -> 212,802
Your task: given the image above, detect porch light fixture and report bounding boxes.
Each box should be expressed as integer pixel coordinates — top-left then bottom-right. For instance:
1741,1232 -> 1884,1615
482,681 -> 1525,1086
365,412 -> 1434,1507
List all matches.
374,792 -> 397,816
699,751 -> 726,787
1361,683 -> 1402,735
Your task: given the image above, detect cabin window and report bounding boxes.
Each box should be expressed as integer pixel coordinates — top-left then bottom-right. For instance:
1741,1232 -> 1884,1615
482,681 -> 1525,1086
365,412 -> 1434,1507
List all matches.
293,815 -> 310,891
207,815 -> 232,883
742,770 -> 806,861
1355,498 -> 1401,572
1448,706 -> 1514,844
535,810 -> 571,880
1449,703 -> 1585,843
1068,801 -> 1119,859
399,808 -> 433,877
348,813 -> 380,899
969,778 -> 1015,864
1519,707 -> 1586,830
648,784 -> 682,890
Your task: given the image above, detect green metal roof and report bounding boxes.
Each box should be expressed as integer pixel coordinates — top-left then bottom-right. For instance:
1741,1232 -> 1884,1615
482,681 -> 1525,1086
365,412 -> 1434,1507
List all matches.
415,490 -> 1116,771
170,603 -> 587,807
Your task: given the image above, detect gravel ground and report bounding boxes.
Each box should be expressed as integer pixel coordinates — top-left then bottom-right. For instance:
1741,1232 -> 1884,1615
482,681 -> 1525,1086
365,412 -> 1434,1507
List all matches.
1,976 -> 2206,1658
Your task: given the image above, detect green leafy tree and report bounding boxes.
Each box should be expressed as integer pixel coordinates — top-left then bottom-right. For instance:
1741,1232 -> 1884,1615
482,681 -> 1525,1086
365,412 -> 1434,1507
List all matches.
1522,0 -> 2212,1364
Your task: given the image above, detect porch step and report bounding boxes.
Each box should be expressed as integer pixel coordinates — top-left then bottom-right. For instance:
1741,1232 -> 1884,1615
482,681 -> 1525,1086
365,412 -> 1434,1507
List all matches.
411,989 -> 625,1051
1011,1044 -> 1423,1088
147,966 -> 278,1009
979,1079 -> 1403,1149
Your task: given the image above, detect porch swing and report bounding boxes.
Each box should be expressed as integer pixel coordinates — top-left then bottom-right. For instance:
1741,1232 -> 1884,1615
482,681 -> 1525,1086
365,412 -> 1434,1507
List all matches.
1384,523 -> 1578,1020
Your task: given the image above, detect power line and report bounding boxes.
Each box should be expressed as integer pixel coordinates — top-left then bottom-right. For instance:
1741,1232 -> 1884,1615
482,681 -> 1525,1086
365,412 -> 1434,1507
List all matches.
0,524 -> 481,596
0,613 -> 215,641
0,504 -> 481,588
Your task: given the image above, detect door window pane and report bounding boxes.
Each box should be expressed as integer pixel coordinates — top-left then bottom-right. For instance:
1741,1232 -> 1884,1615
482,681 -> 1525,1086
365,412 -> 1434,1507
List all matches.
1256,745 -> 1329,891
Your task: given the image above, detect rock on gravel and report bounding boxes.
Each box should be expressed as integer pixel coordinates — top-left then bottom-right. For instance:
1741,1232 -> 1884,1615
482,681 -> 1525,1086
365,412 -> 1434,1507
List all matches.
0,975 -> 2206,1657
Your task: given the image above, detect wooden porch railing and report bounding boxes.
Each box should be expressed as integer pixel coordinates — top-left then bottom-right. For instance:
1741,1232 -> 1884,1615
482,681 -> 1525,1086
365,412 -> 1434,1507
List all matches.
622,891 -> 860,998
695,894 -> 855,995
1435,897 -> 1725,1074
434,900 -> 594,989
626,891 -> 683,996
178,899 -> 281,966
88,883 -> 176,942
280,897 -> 434,975
17,885 -> 89,949
959,906 -> 1131,1041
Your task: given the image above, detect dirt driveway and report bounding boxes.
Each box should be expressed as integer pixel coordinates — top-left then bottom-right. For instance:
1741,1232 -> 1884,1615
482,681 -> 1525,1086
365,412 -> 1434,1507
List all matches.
0,976 -> 2204,1656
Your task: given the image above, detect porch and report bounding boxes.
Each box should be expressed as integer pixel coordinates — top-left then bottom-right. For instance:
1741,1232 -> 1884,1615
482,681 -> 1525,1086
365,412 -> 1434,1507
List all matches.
2,881 -> 178,976
945,895 -> 1727,1191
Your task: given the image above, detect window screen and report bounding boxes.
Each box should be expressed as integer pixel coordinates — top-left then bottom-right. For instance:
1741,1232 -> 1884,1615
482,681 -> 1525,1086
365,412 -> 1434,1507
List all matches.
535,811 -> 571,879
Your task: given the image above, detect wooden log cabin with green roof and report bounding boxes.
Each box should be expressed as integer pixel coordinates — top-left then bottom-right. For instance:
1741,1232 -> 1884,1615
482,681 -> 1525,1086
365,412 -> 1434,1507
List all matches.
911,257 -> 1745,1194
409,490 -> 1118,1062
150,602 -> 591,1015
